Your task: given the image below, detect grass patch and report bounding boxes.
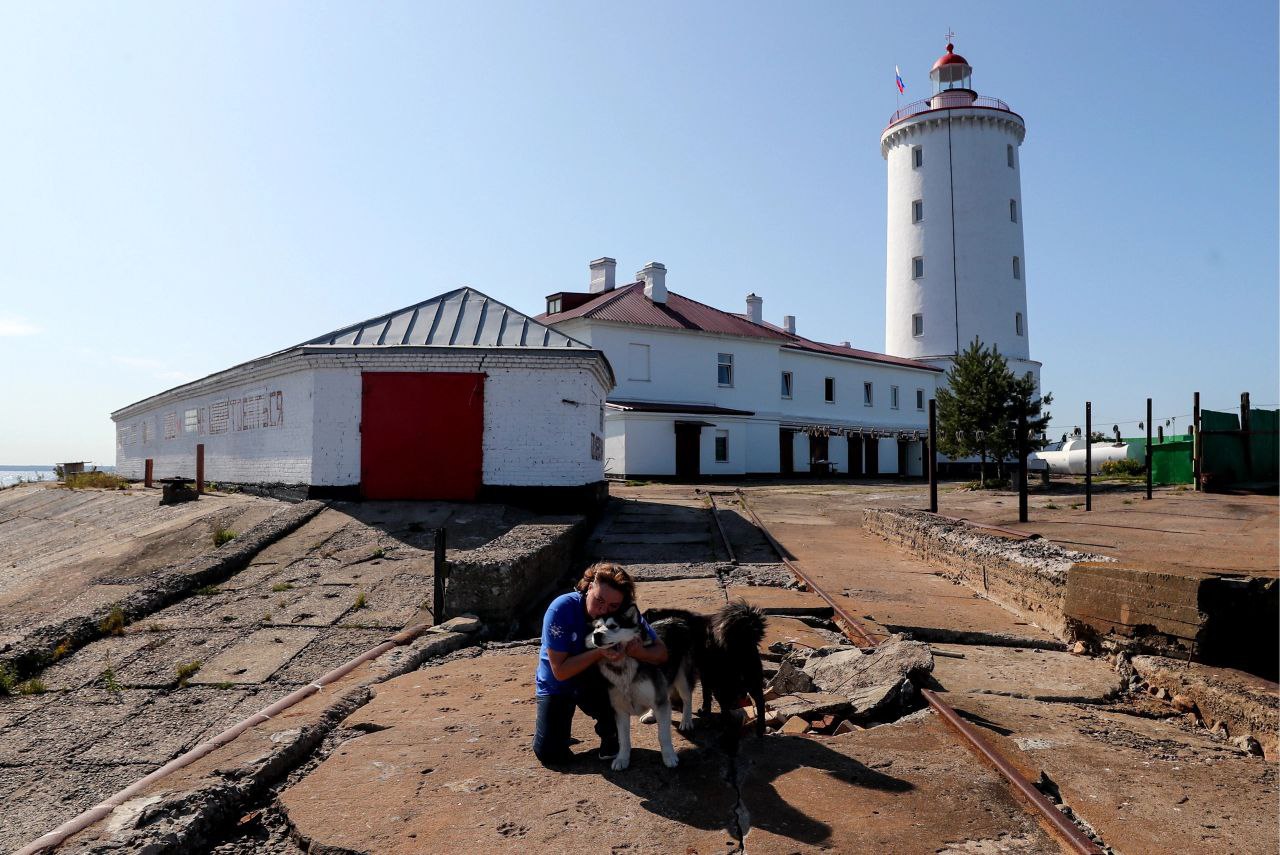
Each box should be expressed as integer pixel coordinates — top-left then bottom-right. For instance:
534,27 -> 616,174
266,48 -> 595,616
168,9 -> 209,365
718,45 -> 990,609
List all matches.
271,582 -> 294,593
262,612 -> 272,622
371,547 -> 386,560
353,591 -> 368,610
213,528 -> 237,547
962,478 -> 1011,490
623,480 -> 650,487
100,605 -> 126,636
1099,458 -> 1144,477
17,679 -> 47,695
101,667 -> 122,694
1043,503 -> 1060,510
1070,503 -> 1082,510
194,585 -> 222,596
1122,498 -> 1134,505
175,660 -> 202,688
52,638 -> 73,661
213,681 -> 234,690
0,665 -> 18,695
148,623 -> 166,633
65,471 -> 130,490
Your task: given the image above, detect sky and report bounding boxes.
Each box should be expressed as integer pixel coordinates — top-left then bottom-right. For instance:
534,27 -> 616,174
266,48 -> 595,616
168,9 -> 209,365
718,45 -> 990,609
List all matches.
1,2 -> 1276,463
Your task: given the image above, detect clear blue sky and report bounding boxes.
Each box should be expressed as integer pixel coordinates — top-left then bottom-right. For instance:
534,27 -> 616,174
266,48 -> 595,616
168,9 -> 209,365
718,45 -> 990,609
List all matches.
2,2 -> 1276,463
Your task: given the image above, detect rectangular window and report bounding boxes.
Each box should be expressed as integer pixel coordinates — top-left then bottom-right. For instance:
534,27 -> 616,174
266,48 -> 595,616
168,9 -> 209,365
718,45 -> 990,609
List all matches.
912,256 -> 924,279
1016,312 -> 1024,336
717,352 -> 734,387
824,377 -> 835,403
163,412 -> 178,440
546,297 -> 562,314
1013,256 -> 1021,279
891,386 -> 900,409
912,313 -> 923,337
183,409 -> 198,433
916,388 -> 926,410
627,343 -> 651,381
780,371 -> 793,399
912,145 -> 923,168
1010,199 -> 1018,222
1007,144 -> 1015,168
863,381 -> 873,406
912,199 -> 923,223
714,430 -> 729,462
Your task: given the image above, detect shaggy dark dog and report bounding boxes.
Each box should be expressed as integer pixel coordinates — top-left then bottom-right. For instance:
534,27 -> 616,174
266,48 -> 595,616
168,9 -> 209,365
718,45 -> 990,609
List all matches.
643,601 -> 768,741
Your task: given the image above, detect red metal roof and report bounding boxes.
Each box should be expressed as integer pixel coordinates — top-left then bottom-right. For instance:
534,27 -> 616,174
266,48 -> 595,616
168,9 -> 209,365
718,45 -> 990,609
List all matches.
607,400 -> 756,416
537,282 -> 793,341
932,44 -> 969,71
752,320 -> 944,372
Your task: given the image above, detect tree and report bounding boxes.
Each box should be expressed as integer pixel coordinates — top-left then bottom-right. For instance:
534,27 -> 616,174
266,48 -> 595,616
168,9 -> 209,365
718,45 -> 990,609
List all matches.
936,338 -> 1052,486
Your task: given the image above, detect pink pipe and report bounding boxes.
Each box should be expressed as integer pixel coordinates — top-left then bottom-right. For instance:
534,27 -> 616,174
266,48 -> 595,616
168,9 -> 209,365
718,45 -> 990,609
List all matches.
14,623 -> 434,855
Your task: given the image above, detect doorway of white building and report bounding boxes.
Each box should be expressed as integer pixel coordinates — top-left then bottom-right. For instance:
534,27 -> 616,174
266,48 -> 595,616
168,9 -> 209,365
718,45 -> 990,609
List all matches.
674,422 -> 703,480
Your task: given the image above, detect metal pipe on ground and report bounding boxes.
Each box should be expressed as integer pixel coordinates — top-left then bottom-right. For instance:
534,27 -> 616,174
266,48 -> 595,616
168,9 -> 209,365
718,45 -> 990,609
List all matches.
14,622 -> 437,855
735,490 -> 1103,855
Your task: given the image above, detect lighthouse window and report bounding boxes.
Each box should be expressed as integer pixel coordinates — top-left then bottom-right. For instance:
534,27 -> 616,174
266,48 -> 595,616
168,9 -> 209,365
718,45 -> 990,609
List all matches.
1007,144 -> 1015,168
1010,199 -> 1018,222
1016,312 -> 1024,336
912,256 -> 924,279
912,199 -> 923,223
912,313 -> 924,337
1013,256 -> 1021,279
912,146 -> 923,168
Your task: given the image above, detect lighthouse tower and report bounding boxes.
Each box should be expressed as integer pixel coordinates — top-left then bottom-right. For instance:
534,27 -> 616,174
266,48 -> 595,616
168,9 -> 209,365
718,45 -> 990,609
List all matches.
881,43 -> 1039,386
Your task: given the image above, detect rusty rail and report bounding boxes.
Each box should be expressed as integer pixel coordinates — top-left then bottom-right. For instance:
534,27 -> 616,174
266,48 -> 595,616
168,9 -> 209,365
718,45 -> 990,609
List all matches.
705,492 -> 738,566
735,489 -> 1103,855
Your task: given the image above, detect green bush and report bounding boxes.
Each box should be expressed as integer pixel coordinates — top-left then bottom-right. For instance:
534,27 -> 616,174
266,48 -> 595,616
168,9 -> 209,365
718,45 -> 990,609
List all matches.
1099,458 -> 1144,476
213,528 -> 236,547
0,665 -> 17,695
175,660 -> 202,687
17,679 -> 47,695
100,605 -> 126,636
65,472 -> 130,490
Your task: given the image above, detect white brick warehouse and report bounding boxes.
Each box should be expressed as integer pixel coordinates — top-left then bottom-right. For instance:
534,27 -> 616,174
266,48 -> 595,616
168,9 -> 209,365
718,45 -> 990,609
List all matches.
112,289 -> 614,507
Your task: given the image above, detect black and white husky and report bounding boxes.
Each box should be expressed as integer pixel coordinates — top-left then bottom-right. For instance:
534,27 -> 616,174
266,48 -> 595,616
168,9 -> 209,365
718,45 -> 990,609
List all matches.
586,603 -> 698,771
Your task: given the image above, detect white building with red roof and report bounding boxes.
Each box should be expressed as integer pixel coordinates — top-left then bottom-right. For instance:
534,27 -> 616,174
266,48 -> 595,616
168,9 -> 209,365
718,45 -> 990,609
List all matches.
539,258 -> 942,479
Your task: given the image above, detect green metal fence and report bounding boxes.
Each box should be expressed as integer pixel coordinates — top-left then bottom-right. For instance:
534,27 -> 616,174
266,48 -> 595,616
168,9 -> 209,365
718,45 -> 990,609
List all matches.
1200,408 -> 1280,486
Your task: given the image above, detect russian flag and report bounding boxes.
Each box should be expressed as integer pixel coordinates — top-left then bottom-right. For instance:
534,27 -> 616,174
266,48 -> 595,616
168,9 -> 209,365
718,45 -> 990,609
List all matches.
895,66 -> 905,94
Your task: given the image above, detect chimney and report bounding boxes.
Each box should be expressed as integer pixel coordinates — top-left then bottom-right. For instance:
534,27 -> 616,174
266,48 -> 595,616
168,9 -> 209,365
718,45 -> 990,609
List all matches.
639,261 -> 667,304
746,293 -> 763,324
589,257 -> 616,293
783,315 -> 796,335
840,340 -> 851,348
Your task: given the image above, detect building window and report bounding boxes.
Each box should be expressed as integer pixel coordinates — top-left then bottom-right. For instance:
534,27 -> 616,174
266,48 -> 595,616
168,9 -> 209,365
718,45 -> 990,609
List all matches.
916,388 -> 926,410
1016,312 -> 1024,336
912,256 -> 924,279
912,199 -> 923,223
546,297 -> 562,314
627,343 -> 650,381
715,430 -> 729,462
717,352 -> 734,387
863,382 -> 874,406
891,386 -> 900,409
912,145 -> 923,168
824,377 -> 835,403
912,313 -> 923,337
781,371 -> 793,399
1012,256 -> 1021,279
1007,144 -> 1015,168
1010,199 -> 1018,222
184,409 -> 198,433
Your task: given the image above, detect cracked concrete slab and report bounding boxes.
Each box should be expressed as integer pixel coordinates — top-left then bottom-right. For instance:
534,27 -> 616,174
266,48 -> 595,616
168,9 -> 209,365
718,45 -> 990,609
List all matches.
337,574 -> 432,629
112,629 -> 246,687
929,644 -> 1126,703
633,578 -> 727,613
190,628 -> 318,685
726,585 -> 833,617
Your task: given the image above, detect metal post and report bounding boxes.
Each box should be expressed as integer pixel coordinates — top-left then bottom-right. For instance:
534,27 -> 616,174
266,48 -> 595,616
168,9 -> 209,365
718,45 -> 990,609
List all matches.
1158,425 -> 1164,444
433,527 -> 447,624
1145,398 -> 1153,500
195,444 -> 205,495
1193,391 -> 1201,491
1085,402 -> 1092,512
1241,392 -> 1253,480
928,399 -> 938,513
144,459 -> 154,489
1017,411 -> 1028,522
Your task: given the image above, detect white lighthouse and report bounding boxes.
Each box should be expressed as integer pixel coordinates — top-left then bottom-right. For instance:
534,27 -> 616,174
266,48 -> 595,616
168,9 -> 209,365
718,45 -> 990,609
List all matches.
882,43 -> 1039,386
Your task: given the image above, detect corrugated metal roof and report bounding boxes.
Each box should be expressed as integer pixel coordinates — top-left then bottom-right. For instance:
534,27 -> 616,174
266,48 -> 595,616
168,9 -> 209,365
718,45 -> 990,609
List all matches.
538,282 -> 792,341
304,287 -> 590,350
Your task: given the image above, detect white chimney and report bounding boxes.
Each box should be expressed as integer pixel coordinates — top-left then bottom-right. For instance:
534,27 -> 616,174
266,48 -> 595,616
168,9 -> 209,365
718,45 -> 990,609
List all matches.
589,257 -> 616,293
783,315 -> 796,335
639,261 -> 667,304
840,340 -> 851,348
746,293 -> 763,324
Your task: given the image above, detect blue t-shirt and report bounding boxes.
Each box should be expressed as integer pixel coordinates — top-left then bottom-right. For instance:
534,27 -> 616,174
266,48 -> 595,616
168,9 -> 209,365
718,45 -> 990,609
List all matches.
535,591 -> 656,696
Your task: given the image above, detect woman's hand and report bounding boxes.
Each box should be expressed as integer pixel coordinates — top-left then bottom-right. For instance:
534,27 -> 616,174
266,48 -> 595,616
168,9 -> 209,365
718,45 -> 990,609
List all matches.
622,638 -> 646,658
597,644 -> 626,663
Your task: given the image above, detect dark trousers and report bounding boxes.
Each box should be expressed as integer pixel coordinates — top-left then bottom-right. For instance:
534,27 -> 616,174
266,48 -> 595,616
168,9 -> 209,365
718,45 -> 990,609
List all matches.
532,668 -> 615,765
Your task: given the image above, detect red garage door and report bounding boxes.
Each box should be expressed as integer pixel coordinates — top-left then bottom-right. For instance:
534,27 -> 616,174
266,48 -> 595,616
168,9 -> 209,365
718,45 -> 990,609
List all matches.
360,372 -> 485,501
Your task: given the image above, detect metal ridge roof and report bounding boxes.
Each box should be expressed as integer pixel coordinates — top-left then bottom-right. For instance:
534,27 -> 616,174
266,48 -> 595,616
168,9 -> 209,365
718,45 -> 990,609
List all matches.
304,286 -> 590,350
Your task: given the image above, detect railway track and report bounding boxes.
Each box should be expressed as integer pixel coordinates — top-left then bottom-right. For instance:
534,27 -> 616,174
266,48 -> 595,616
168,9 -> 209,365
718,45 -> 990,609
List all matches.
705,488 -> 1104,855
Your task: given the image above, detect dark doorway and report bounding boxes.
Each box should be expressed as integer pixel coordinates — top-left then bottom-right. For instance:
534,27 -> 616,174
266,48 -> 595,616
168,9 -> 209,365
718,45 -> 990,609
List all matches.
897,439 -> 910,479
675,422 -> 702,480
779,429 -> 794,474
809,434 -> 829,475
360,372 -> 484,501
865,437 -> 880,477
847,435 -> 864,477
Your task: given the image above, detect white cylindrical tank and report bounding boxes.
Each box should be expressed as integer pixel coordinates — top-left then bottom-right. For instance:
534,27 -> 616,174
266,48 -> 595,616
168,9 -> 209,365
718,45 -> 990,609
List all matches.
882,44 -> 1036,384
1028,437 -> 1138,475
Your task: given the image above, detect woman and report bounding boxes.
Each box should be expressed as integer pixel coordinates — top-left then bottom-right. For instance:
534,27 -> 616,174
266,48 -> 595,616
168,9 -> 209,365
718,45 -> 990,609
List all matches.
533,562 -> 668,765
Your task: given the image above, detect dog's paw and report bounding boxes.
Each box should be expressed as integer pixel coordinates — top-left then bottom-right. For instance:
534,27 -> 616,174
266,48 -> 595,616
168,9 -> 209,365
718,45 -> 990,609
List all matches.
662,750 -> 679,768
678,717 -> 695,733
610,755 -> 630,771
639,710 -> 656,725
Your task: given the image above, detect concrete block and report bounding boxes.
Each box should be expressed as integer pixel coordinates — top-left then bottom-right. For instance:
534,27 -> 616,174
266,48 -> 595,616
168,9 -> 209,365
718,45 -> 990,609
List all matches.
190,628 -> 318,685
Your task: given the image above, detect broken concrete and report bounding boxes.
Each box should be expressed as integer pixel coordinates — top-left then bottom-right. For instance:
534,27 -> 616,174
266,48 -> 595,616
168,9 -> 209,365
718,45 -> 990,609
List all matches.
929,644 -> 1126,703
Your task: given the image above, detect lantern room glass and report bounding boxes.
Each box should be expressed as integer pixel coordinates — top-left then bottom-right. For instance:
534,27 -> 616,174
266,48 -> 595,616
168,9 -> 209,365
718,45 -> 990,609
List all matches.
932,63 -> 972,93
